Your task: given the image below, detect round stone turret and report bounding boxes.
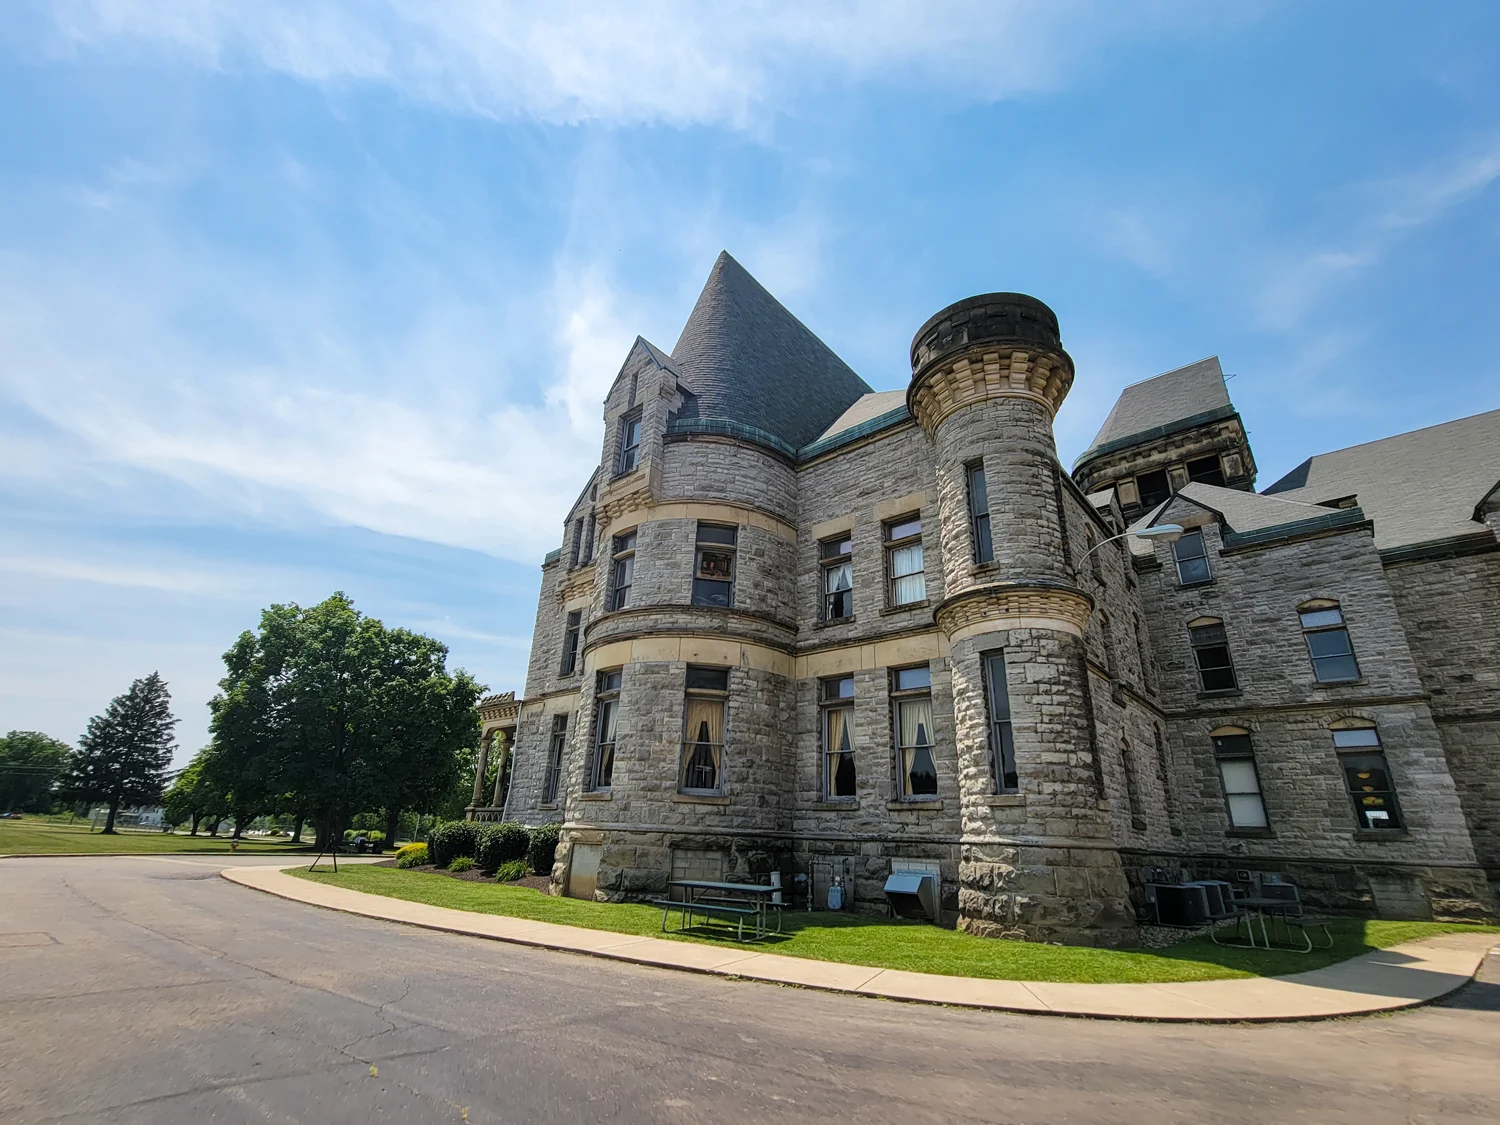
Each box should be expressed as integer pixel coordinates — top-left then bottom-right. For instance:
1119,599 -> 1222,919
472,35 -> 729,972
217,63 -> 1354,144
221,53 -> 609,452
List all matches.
908,294 -> 1074,433
910,290 -> 1136,947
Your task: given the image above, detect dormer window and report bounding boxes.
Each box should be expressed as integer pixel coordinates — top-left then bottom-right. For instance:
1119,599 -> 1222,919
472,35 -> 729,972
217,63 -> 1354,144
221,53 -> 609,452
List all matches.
617,412 -> 642,474
1174,529 -> 1211,586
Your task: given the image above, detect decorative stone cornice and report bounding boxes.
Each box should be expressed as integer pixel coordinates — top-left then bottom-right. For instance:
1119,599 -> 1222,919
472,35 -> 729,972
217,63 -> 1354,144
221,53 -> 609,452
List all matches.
477,691 -> 520,725
907,293 -> 1074,434
934,582 -> 1093,642
909,348 -> 1073,434
556,561 -> 596,605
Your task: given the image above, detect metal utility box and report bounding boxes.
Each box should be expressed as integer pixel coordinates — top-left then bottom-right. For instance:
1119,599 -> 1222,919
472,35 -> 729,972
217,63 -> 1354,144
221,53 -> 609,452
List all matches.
884,871 -> 938,921
1150,882 -> 1211,927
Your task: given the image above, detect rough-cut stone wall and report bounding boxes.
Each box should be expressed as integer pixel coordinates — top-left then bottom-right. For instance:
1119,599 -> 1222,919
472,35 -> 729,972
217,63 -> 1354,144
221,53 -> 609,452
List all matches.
796,422 -> 943,630
1136,517 -> 1494,919
1386,549 -> 1500,879
658,437 -> 798,522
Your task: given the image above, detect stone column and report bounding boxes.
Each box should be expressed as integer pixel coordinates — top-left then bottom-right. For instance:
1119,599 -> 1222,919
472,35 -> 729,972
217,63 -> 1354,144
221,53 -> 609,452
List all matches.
490,730 -> 511,809
469,736 -> 491,812
910,293 -> 1135,946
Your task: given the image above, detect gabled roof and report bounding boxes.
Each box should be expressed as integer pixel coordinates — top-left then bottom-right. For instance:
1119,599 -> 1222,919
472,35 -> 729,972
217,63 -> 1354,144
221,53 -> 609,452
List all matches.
1129,481 -> 1355,555
816,389 -> 909,442
1077,357 -> 1233,466
1263,409 -> 1500,550
669,251 -> 872,450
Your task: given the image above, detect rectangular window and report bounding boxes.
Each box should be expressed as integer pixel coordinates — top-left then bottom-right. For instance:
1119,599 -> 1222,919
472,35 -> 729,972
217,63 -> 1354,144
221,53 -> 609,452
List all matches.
609,532 -> 636,611
590,670 -> 622,790
1186,455 -> 1226,487
1136,469 -> 1171,510
680,666 -> 728,793
892,664 -> 937,798
820,675 -> 856,800
966,462 -> 993,564
982,652 -> 1018,793
617,413 -> 642,474
1301,606 -> 1360,683
1174,529 -> 1211,585
1190,622 -> 1238,692
1212,732 -> 1268,829
691,523 -> 737,608
569,518 -> 584,567
1334,728 -> 1402,830
885,515 -> 926,607
543,714 -> 568,804
559,610 -> 582,675
820,534 -> 853,621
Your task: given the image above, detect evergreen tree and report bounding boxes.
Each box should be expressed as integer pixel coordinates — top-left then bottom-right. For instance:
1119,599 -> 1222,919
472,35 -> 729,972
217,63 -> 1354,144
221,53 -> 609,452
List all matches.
62,673 -> 178,833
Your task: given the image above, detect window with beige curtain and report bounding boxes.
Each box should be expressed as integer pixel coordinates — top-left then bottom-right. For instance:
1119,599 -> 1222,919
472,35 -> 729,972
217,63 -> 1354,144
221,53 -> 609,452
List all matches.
680,666 -> 729,793
821,674 -> 856,799
892,664 -> 937,798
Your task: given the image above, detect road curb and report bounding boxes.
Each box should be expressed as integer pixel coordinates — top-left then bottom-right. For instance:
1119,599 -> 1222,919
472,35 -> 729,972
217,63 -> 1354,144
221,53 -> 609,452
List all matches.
222,864 -> 1497,1024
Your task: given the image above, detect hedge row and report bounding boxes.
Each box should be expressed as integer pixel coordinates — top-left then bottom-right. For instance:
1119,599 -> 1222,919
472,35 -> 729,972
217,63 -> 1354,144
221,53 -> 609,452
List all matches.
424,819 -> 563,875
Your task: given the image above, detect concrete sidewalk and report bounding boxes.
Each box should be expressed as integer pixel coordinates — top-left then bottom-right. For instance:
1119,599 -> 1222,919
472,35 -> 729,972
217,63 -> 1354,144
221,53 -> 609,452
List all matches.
224,864 -> 1497,1023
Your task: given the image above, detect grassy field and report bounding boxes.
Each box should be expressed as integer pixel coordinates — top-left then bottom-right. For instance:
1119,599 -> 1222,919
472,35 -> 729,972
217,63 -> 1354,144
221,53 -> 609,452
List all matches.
0,816 -> 314,855
291,864 -> 1498,984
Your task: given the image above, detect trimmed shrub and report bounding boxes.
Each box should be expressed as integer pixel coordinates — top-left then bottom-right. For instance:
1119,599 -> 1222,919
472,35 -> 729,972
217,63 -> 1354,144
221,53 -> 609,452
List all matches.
427,820 -> 482,869
448,856 -> 475,873
476,821 -> 530,873
527,822 -> 561,876
493,859 -> 527,883
394,842 -> 428,869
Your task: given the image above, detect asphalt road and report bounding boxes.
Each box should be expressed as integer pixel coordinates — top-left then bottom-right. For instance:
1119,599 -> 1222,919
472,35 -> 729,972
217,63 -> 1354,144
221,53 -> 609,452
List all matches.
2,856 -> 1497,1125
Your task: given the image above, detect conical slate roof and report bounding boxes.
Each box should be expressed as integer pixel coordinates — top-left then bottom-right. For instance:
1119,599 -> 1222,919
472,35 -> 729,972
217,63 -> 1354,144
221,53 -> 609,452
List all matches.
670,251 -> 871,450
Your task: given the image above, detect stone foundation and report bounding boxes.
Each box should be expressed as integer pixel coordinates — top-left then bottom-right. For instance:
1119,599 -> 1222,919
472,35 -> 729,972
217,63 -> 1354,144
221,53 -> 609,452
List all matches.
958,842 -> 1138,946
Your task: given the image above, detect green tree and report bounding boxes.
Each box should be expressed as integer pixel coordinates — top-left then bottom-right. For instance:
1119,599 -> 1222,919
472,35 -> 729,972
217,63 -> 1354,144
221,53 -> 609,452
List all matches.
60,673 -> 178,833
211,593 -> 482,850
0,731 -> 72,812
162,753 -> 225,835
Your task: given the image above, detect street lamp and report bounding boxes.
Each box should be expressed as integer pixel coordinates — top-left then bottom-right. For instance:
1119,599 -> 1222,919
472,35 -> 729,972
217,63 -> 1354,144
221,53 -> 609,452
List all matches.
1078,523 -> 1185,567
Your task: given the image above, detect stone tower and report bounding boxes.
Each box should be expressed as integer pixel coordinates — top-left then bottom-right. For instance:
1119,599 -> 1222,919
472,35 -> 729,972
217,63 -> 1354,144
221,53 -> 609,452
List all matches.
909,295 -> 1136,944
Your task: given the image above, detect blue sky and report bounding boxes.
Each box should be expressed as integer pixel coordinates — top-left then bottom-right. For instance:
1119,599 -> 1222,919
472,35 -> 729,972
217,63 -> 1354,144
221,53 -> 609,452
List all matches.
3,1 -> 1498,763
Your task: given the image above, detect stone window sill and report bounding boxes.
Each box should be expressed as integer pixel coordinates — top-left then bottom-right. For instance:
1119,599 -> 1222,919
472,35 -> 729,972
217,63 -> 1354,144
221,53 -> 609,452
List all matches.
538,802 -> 559,811
1198,688 -> 1243,700
1354,829 -> 1409,842
577,791 -> 613,802
887,799 -> 944,811
673,792 -> 731,805
1097,798 -> 1111,811
814,615 -> 856,630
1178,578 -> 1216,590
969,561 -> 1001,578
881,600 -> 930,617
1312,678 -> 1365,689
806,800 -> 859,811
1225,827 -> 1275,839
982,794 -> 1025,808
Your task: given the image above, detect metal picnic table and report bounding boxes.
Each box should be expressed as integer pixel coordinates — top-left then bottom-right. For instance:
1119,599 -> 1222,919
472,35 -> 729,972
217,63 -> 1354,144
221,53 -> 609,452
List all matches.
1211,895 -> 1333,953
656,879 -> 784,941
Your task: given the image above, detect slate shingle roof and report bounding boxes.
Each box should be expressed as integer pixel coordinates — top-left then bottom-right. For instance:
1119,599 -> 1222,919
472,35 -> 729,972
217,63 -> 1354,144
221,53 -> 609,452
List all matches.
670,251 -> 872,450
1126,481 -> 1339,555
817,389 -> 909,442
1078,357 -> 1233,466
1263,409 -> 1500,550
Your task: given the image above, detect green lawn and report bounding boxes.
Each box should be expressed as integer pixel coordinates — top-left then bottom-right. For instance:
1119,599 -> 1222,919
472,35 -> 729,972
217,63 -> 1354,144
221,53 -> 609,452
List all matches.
0,816 -> 314,855
290,864 -> 1498,984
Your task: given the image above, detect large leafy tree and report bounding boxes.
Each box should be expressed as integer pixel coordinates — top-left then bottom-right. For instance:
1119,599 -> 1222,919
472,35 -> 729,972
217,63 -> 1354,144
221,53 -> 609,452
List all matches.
0,730 -> 72,812
61,673 -> 178,833
211,593 -> 481,849
162,753 -> 227,835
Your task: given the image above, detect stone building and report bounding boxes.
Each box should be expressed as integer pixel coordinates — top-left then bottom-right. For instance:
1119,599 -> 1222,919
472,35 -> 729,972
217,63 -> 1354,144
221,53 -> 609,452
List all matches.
477,251 -> 1499,944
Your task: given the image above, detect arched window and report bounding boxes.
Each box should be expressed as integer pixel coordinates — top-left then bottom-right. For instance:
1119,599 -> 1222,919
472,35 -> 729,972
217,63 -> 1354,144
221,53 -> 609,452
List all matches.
1299,600 -> 1360,683
1211,725 -> 1267,830
1329,719 -> 1402,830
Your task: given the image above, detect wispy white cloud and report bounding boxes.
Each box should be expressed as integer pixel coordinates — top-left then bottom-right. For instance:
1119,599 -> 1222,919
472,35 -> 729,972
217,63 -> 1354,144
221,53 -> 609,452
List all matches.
39,0 -> 1256,129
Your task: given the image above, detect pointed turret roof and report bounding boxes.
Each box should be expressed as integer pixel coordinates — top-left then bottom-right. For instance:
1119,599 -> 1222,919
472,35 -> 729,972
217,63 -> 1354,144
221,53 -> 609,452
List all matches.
670,251 -> 871,450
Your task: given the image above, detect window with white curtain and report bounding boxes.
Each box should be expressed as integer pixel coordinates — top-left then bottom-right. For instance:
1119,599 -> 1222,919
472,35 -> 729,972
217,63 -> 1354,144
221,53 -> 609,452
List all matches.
820,533 -> 854,621
1212,729 -> 1267,829
885,515 -> 926,607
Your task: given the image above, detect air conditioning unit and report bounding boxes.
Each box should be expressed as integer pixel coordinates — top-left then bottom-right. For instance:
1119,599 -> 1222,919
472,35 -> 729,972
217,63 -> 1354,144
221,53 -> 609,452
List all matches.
1185,880 -> 1236,919
884,871 -> 938,921
1150,882 -> 1211,927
